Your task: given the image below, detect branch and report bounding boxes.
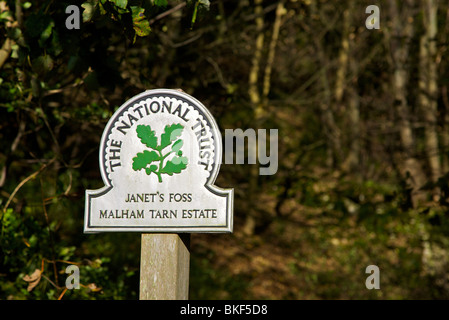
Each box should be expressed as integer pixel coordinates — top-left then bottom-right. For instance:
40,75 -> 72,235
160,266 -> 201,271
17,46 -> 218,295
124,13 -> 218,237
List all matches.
248,0 -> 264,114
0,38 -> 12,69
149,2 -> 186,25
2,158 -> 55,213
262,1 -> 285,102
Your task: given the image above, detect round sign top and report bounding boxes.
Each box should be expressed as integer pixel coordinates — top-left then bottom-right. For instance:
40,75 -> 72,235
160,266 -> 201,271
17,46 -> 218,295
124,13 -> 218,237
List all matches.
99,89 -> 222,188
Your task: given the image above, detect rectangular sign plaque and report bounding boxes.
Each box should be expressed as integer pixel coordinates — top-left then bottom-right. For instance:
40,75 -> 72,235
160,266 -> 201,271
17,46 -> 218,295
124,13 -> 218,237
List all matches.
84,89 -> 233,233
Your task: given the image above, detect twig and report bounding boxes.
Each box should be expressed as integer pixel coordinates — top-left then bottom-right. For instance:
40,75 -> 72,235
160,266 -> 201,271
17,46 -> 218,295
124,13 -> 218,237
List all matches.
149,2 -> 186,25
206,56 -> 228,89
57,287 -> 68,300
2,158 -> 55,213
40,176 -> 59,287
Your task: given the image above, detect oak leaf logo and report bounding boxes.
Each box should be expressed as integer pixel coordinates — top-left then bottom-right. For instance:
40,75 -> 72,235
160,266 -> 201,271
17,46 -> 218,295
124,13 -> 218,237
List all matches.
132,123 -> 188,182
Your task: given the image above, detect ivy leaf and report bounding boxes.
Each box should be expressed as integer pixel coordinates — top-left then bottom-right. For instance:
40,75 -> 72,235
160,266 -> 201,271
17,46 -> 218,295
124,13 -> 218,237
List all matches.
132,150 -> 159,171
136,124 -> 158,150
171,139 -> 183,153
160,155 -> 188,175
159,123 -> 183,151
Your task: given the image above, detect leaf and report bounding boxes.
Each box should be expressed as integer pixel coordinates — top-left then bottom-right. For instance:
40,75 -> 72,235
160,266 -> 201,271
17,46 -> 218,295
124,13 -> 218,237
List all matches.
160,156 -> 188,175
109,0 -> 127,9
133,17 -> 151,38
199,0 -> 211,10
159,123 -> 183,151
23,269 -> 42,292
136,124 -> 158,149
87,283 -> 102,292
130,6 -> 151,38
171,139 -> 183,153
132,150 -> 159,171
145,164 -> 158,175
81,0 -> 97,22
38,20 -> 54,47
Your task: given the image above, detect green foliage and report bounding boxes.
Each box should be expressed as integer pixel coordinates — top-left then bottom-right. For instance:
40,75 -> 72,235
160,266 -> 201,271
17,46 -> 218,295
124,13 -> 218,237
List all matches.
132,124 -> 187,182
0,207 -> 137,299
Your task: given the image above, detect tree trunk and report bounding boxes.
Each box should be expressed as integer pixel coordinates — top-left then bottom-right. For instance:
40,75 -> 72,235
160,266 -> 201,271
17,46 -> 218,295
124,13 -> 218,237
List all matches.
387,0 -> 427,206
337,5 -> 361,172
310,1 -> 342,168
244,0 -> 265,236
419,0 -> 441,189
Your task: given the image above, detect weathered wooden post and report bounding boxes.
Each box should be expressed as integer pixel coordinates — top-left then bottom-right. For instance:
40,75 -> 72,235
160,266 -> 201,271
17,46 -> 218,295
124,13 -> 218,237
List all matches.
84,89 -> 233,300
140,233 -> 190,300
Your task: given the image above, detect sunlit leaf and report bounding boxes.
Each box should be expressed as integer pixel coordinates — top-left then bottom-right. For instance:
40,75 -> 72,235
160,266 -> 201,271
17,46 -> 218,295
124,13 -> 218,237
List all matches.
109,0 -> 127,9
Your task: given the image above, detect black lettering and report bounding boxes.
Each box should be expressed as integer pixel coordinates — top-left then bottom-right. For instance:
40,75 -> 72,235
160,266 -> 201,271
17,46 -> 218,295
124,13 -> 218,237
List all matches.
180,107 -> 190,121
110,139 -> 122,148
191,118 -> 201,130
117,120 -> 130,135
162,100 -> 172,113
109,149 -> 120,160
137,210 -> 144,219
133,105 -> 144,118
172,104 -> 183,118
128,113 -> 139,126
109,160 -> 121,172
150,101 -> 160,113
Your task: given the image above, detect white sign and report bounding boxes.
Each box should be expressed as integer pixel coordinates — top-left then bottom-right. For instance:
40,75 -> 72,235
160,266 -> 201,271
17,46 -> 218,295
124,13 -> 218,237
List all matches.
84,89 -> 233,233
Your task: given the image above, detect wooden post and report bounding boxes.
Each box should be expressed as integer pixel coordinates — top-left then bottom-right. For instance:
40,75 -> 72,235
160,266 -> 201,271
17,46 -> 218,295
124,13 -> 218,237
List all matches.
140,233 -> 190,300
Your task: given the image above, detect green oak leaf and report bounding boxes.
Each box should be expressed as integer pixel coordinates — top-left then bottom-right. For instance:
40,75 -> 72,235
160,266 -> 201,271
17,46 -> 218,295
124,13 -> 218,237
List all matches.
133,123 -> 187,182
159,123 -> 183,151
132,150 -> 159,171
136,124 -> 158,150
171,139 -> 183,153
145,164 -> 158,175
160,156 -> 188,175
